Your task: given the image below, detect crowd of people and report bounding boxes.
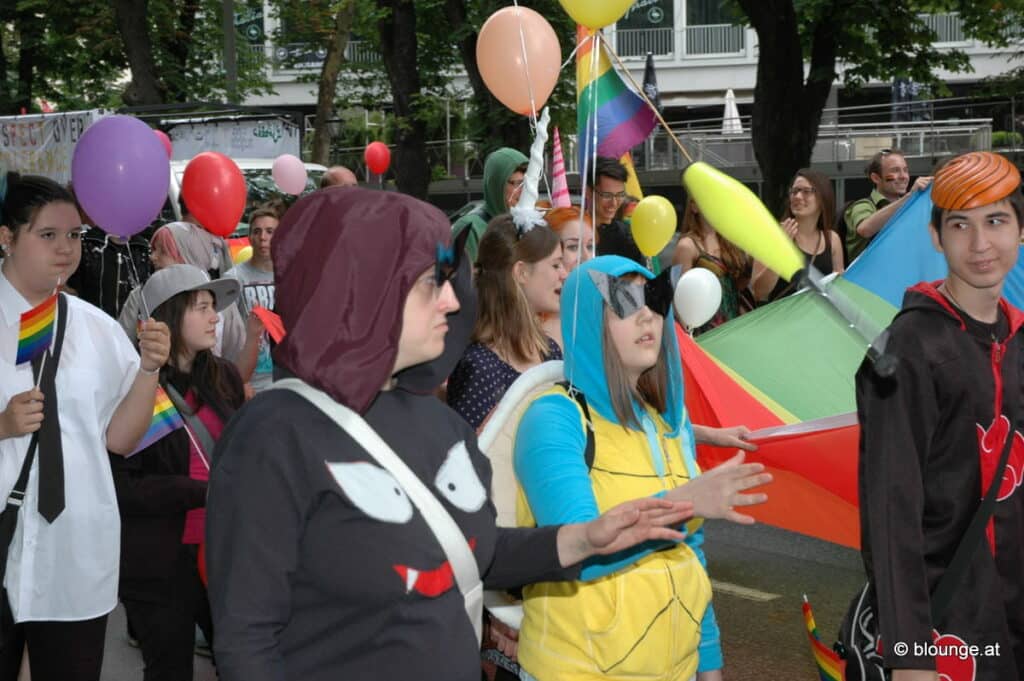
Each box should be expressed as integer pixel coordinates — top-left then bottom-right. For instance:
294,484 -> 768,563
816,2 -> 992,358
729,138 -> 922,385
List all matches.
0,143 -> 1020,681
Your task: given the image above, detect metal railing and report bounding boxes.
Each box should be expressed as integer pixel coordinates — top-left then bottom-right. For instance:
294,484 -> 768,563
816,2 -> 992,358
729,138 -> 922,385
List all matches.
245,41 -> 382,74
921,12 -> 965,44
615,28 -> 674,57
684,23 -> 745,56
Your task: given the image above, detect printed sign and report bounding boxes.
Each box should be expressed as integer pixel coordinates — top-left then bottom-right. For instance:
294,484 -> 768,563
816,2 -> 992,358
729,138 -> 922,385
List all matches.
0,110 -> 102,184
168,118 -> 301,161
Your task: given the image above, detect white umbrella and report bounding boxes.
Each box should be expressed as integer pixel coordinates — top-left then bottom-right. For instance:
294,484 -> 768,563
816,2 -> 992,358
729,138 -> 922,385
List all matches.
722,89 -> 743,135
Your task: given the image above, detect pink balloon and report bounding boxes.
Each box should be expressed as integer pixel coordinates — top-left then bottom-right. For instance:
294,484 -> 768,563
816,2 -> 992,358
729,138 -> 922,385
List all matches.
154,130 -> 173,158
272,154 -> 308,195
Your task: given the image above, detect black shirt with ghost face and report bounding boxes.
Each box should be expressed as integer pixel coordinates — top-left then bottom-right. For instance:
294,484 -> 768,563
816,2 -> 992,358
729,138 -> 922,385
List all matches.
206,386 -> 574,681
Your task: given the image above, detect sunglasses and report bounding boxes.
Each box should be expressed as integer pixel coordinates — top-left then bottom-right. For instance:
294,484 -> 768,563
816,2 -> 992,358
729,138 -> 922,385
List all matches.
588,267 -> 679,319
435,242 -> 460,287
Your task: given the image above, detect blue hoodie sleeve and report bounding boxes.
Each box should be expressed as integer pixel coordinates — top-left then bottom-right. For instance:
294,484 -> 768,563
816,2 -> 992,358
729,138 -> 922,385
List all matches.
514,394 -> 667,581
685,524 -> 723,671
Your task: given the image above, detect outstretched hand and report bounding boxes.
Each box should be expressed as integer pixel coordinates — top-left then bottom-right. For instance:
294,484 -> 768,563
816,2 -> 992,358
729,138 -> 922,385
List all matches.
667,451 -> 771,524
557,498 -> 693,567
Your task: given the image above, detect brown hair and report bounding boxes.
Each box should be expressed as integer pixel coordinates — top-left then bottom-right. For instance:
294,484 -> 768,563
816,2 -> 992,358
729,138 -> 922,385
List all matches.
153,289 -> 244,419
600,306 -> 670,429
680,198 -> 750,277
783,169 -> 836,234
474,215 -> 561,365
248,206 -> 280,225
866,148 -> 905,178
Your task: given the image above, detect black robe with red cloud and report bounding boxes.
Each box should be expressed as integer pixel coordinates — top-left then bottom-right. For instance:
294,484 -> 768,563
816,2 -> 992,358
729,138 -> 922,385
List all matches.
857,281 -> 1024,680
205,187 -> 577,681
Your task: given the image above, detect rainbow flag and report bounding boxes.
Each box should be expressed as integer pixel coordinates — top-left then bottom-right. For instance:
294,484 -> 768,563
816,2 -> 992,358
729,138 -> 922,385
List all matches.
130,385 -> 184,456
16,293 -> 57,365
576,27 -> 657,174
802,596 -> 844,681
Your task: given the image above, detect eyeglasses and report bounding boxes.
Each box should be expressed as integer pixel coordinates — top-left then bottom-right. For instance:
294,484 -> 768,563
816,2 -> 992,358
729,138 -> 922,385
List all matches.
789,187 -> 816,198
595,190 -> 627,203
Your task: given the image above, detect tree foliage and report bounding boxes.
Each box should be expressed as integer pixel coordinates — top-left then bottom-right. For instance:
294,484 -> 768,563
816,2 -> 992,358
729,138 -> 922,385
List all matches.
734,0 -> 1024,215
0,0 -> 273,114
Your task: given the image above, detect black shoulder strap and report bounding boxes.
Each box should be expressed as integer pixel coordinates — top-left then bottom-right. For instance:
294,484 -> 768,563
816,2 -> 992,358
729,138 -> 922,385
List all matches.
556,381 -> 595,471
929,418 -> 1016,622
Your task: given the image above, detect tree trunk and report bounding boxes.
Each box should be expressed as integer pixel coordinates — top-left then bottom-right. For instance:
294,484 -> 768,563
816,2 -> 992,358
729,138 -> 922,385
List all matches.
14,8 -> 42,113
377,0 -> 430,198
443,0 -> 530,152
114,0 -> 166,106
163,0 -> 200,102
737,0 -> 837,217
310,0 -> 357,166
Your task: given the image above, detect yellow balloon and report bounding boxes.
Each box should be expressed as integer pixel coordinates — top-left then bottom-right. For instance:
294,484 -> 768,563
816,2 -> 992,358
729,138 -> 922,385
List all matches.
558,0 -> 634,29
630,195 -> 676,257
682,162 -> 804,281
233,245 -> 253,265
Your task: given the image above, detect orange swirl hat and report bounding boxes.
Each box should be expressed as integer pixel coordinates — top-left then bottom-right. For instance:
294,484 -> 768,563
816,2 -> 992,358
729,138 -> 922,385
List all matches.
932,151 -> 1021,210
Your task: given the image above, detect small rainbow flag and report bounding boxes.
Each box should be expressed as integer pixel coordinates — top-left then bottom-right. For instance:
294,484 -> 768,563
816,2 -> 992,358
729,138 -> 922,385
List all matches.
803,596 -> 844,681
16,293 -> 57,365
130,385 -> 184,456
576,27 -> 657,174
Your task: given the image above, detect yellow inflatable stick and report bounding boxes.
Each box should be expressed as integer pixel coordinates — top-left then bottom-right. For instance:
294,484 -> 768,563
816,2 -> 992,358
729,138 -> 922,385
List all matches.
682,162 -> 804,282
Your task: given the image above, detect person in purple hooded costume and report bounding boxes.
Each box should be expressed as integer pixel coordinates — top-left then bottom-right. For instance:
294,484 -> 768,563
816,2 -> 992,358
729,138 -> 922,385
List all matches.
204,187 -> 697,681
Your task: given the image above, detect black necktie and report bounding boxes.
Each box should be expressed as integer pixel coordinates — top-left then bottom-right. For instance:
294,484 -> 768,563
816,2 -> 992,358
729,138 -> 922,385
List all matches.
31,301 -> 65,523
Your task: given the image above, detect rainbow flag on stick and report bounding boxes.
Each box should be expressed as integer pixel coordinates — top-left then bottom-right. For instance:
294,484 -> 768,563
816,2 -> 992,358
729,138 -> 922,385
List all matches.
576,28 -> 657,175
130,385 -> 184,456
16,293 -> 57,365
803,595 -> 845,681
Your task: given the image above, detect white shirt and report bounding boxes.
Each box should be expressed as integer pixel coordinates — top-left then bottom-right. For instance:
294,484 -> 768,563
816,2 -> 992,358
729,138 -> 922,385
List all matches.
0,270 -> 138,622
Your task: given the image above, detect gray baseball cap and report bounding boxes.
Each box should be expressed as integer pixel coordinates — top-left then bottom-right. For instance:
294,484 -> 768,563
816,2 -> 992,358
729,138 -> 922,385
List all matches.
141,264 -> 240,316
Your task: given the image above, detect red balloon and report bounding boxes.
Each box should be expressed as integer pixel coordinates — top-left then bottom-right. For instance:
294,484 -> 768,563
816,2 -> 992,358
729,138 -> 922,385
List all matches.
182,152 -> 247,237
364,141 -> 391,175
154,129 -> 173,158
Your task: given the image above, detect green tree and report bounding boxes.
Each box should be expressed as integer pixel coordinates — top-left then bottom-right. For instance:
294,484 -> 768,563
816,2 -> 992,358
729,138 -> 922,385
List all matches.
734,0 -> 1024,215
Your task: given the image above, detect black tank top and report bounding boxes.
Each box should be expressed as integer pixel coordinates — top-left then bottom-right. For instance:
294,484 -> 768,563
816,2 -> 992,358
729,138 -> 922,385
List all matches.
767,231 -> 833,302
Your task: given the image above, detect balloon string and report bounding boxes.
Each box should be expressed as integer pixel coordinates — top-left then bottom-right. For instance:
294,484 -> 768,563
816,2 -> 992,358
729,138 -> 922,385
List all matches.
602,39 -> 694,165
568,27 -> 602,388
511,0 -> 554,206
561,34 -> 590,71
125,240 -> 151,319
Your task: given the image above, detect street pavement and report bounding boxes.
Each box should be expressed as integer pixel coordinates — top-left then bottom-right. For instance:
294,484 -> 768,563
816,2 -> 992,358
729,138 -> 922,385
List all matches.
98,520 -> 863,681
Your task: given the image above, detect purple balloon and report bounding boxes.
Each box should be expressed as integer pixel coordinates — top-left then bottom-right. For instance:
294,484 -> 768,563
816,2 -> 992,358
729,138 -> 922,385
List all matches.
71,116 -> 170,237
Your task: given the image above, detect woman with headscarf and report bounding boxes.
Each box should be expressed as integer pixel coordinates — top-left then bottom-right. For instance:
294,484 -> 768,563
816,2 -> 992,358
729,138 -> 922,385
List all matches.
204,187 -> 696,681
119,222 -> 245,362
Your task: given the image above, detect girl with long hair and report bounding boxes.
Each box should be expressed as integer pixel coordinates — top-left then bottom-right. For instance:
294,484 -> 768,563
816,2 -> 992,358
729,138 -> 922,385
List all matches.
447,215 -> 566,430
752,169 -> 845,302
514,255 -> 772,681
673,199 -> 753,332
110,264 -> 244,681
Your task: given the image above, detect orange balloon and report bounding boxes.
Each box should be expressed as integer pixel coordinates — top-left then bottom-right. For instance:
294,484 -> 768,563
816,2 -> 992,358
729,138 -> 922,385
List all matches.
477,7 -> 561,116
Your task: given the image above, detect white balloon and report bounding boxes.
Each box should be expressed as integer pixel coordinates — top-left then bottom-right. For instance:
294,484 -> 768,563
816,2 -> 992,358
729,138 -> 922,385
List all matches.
673,268 -> 722,329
